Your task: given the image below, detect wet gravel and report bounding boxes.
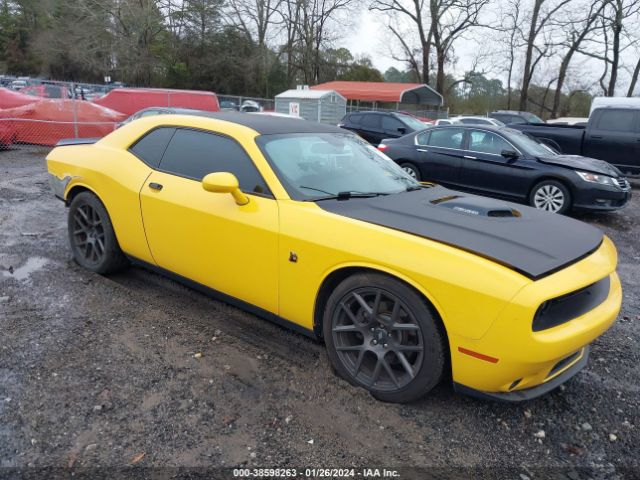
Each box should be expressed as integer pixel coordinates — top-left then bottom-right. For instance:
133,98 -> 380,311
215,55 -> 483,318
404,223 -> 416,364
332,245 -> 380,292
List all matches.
0,146 -> 638,478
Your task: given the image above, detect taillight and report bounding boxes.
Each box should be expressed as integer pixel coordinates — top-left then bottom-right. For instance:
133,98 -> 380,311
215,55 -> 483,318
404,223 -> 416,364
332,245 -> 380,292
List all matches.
378,144 -> 387,151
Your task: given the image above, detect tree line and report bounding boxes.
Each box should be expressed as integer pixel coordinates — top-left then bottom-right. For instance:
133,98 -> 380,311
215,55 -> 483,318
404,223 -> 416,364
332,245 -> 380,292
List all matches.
1,0 -> 639,117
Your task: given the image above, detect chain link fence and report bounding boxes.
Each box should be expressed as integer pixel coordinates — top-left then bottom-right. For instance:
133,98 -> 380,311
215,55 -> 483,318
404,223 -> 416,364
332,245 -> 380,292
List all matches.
345,104 -> 449,120
1,78 -> 445,149
0,80 -> 122,148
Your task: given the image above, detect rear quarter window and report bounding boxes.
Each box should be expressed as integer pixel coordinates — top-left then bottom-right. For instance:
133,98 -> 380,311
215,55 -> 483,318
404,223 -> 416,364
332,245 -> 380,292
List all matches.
128,127 -> 176,168
593,110 -> 637,132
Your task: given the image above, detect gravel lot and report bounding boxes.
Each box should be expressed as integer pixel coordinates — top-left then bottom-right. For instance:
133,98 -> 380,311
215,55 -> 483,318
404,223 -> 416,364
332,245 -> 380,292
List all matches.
1,146 -> 638,479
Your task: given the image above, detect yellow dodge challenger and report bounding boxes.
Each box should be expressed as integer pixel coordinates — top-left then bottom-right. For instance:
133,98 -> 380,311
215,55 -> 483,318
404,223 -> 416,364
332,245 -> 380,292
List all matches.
46,113 -> 621,403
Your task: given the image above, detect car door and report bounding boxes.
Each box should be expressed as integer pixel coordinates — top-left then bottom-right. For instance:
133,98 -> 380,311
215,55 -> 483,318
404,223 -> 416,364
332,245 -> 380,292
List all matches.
415,127 -> 465,185
139,127 -> 279,314
459,129 -> 530,200
583,109 -> 639,171
359,114 -> 385,144
381,115 -> 408,139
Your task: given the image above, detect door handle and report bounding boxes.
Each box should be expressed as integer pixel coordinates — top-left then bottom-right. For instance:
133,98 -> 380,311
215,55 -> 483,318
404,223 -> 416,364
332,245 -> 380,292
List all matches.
417,148 -> 428,152
463,155 -> 477,160
149,182 -> 163,191
591,135 -> 603,139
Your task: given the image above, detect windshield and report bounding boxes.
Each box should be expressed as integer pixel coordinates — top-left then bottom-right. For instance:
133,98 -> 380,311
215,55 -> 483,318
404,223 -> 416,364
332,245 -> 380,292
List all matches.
396,114 -> 428,131
521,112 -> 545,124
507,129 -> 557,156
256,133 -> 420,200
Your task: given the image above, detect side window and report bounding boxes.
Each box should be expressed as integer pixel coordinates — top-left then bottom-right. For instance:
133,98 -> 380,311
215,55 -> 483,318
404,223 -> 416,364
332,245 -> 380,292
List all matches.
468,130 -> 513,155
348,114 -> 362,125
594,110 -> 636,133
382,115 -> 405,132
428,128 -> 465,149
129,127 -> 176,168
509,115 -> 526,124
416,131 -> 430,145
159,129 -> 270,195
361,114 -> 381,129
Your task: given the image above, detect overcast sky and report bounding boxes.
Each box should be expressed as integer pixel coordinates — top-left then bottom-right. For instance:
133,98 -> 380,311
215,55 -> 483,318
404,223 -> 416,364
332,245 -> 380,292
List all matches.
340,6 -> 638,95
342,10 -> 478,77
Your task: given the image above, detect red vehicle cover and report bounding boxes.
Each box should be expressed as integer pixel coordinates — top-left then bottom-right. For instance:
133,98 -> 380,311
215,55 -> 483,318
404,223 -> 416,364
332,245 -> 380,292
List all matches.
0,87 -> 43,109
93,88 -> 220,115
0,99 -> 126,146
0,122 -> 17,146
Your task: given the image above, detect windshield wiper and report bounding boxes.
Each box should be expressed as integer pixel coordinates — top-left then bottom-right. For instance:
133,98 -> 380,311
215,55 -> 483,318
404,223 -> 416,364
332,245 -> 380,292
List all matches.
299,186 -> 391,201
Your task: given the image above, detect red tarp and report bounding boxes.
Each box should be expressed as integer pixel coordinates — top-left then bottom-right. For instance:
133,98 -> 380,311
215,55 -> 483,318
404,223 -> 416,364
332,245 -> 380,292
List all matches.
0,123 -> 17,146
0,100 -> 126,146
0,87 -> 43,109
93,88 -> 220,115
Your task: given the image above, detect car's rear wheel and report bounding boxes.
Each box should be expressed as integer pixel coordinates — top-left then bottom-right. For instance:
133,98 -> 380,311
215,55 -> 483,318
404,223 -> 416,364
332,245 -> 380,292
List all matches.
323,273 -> 446,403
399,162 -> 421,181
530,180 -> 571,214
68,191 -> 129,274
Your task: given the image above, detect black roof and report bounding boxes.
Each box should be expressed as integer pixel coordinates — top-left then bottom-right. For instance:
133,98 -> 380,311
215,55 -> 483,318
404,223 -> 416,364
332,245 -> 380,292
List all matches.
173,111 -> 345,135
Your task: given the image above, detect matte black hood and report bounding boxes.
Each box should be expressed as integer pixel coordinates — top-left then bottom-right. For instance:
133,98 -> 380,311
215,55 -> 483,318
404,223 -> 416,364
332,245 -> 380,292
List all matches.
318,186 -> 604,279
539,154 -> 622,176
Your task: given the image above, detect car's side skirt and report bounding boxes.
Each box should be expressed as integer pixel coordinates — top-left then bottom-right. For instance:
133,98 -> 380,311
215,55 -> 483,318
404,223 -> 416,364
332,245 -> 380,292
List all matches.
126,256 -> 318,340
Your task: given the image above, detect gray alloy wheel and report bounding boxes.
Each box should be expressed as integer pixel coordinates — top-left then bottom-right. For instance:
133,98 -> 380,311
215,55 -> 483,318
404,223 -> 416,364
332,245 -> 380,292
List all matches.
68,191 -> 129,274
323,273 -> 445,403
530,180 -> 571,214
400,162 -> 420,181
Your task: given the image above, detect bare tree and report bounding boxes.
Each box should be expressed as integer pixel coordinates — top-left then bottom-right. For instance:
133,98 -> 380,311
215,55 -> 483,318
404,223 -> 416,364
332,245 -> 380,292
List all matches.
429,0 -> 489,94
578,0 -> 640,96
519,0 -> 572,110
628,56 -> 640,96
370,0 -> 433,84
549,0 -> 605,117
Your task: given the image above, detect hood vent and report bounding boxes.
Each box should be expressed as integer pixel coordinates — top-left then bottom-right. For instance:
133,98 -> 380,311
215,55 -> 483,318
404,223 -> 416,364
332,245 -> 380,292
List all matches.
488,209 -> 521,218
431,197 -> 522,218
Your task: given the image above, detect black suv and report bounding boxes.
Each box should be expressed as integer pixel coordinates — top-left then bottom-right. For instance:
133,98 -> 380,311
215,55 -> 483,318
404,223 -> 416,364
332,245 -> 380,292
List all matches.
338,111 -> 427,144
489,110 -> 545,125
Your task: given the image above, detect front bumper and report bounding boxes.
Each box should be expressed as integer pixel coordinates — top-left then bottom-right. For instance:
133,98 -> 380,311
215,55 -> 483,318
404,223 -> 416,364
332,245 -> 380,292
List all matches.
454,346 -> 589,402
449,238 -> 621,398
572,182 -> 631,211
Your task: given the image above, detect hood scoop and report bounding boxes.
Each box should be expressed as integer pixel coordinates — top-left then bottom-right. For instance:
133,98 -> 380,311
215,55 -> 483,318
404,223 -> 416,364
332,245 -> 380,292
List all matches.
432,197 -> 522,218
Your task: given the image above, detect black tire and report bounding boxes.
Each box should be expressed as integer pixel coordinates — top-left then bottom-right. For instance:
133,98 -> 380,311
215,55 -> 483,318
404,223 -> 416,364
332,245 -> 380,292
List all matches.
68,191 -> 129,274
323,272 -> 446,403
529,179 -> 572,214
399,162 -> 421,181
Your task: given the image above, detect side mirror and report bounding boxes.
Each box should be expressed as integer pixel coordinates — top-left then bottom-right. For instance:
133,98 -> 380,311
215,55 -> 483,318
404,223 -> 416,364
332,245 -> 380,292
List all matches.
202,172 -> 249,206
397,127 -> 407,135
501,149 -> 519,160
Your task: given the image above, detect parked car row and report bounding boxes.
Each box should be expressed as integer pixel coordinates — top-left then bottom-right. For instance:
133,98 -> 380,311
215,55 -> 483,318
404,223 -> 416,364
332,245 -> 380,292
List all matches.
378,124 -> 631,214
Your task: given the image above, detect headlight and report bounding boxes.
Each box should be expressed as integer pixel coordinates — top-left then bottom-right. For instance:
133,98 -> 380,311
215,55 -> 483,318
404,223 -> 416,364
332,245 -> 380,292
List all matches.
576,171 -> 616,186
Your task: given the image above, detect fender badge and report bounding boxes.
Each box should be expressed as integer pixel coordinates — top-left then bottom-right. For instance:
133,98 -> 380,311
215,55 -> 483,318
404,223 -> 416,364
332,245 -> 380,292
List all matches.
289,252 -> 298,263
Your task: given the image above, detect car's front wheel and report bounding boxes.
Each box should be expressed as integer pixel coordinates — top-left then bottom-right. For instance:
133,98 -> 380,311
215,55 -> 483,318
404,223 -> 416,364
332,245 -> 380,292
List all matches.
529,180 -> 571,214
323,273 -> 446,403
399,162 -> 421,181
68,191 -> 129,274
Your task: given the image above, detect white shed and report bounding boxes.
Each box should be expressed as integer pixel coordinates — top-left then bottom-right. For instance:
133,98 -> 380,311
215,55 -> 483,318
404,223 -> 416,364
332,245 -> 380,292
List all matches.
275,88 -> 346,124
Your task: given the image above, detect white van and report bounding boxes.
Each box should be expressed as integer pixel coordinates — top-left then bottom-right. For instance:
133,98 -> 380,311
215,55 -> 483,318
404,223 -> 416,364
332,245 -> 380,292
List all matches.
590,96 -> 640,115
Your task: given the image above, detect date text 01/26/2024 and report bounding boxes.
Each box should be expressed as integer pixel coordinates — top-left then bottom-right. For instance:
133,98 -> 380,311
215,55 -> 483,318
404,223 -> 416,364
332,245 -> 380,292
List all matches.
232,468 -> 400,478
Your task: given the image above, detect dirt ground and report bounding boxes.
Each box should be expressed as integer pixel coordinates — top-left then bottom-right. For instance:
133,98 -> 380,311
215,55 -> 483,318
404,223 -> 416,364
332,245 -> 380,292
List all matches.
0,146 -> 638,479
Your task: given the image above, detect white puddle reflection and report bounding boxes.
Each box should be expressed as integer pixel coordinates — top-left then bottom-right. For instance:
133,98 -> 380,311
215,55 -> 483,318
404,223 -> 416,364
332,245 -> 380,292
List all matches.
1,257 -> 49,282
